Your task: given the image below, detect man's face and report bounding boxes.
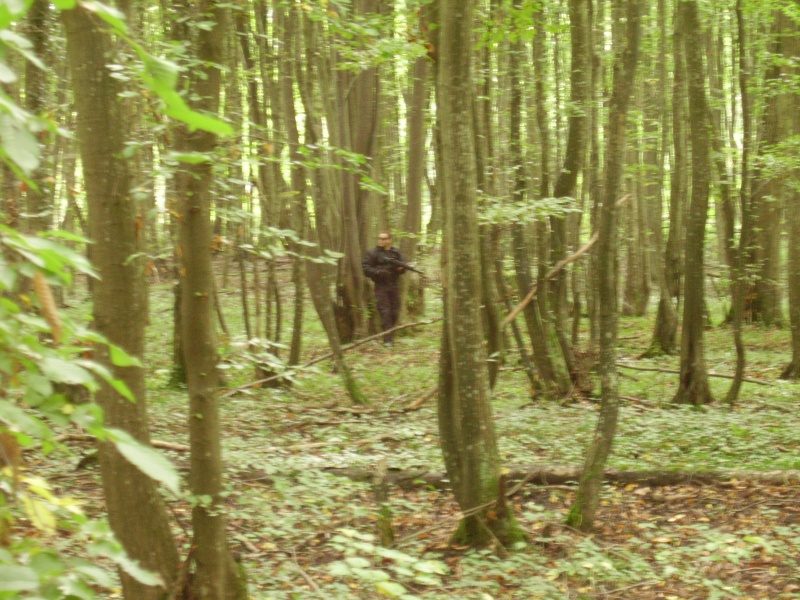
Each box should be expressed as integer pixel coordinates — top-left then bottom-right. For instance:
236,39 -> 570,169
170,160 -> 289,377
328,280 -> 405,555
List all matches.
378,234 -> 391,250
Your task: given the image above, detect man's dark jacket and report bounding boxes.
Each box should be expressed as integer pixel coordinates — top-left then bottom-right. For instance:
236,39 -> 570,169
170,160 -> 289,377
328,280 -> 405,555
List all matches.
362,246 -> 405,286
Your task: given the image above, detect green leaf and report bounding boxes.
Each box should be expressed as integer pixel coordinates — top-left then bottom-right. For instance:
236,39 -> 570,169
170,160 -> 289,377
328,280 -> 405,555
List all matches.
0,0 -> 32,30
345,556 -> 371,569
0,400 -> 51,439
109,344 -> 142,368
39,357 -> 94,386
0,61 -> 17,84
108,378 -> 135,402
0,565 -> 39,591
53,0 -> 77,7
327,561 -> 352,577
80,1 -> 127,34
375,581 -> 407,598
108,428 -> 181,495
0,113 -> 39,174
0,264 -> 16,289
167,151 -> 212,164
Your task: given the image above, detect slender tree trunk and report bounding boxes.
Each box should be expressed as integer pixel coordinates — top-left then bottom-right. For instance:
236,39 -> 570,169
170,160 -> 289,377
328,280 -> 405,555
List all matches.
62,6 -> 179,597
672,0 -> 714,407
280,3 -> 366,405
172,2 -> 246,596
400,45 -> 430,321
568,0 -> 641,533
550,0 -> 590,381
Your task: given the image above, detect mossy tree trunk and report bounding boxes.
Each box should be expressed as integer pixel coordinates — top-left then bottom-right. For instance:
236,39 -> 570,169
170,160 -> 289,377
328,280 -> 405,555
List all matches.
567,0 -> 641,533
672,0 -> 714,407
436,0 -> 523,548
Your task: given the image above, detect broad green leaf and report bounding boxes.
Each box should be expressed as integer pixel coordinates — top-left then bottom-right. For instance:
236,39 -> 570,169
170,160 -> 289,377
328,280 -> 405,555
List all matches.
39,357 -> 94,386
0,565 -> 39,591
0,61 -> 17,84
375,581 -> 407,598
345,556 -> 371,569
72,562 -> 114,587
327,561 -> 352,577
0,30 -> 45,70
80,1 -> 127,34
0,0 -> 32,30
21,495 -> 57,534
108,378 -> 135,402
168,151 -> 212,164
0,113 -> 39,174
112,554 -> 164,587
42,229 -> 92,244
0,401 -> 49,438
0,264 -> 16,289
109,344 -> 142,368
108,428 -> 181,495
53,0 -> 76,7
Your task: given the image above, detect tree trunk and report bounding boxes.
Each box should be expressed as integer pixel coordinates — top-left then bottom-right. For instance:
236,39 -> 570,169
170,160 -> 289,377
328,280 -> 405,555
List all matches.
550,0 -> 590,381
672,0 -> 714,407
749,11 -> 788,328
62,6 -> 179,597
567,0 -> 641,533
281,3 -> 367,405
172,2 -> 245,597
399,45 -> 431,322
436,0 -> 523,547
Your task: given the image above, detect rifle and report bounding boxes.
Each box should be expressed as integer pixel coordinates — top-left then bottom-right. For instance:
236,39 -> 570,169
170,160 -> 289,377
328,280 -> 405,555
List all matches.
380,256 -> 424,275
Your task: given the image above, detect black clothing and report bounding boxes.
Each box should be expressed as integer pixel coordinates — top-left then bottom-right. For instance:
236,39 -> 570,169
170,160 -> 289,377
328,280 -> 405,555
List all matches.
362,246 -> 406,343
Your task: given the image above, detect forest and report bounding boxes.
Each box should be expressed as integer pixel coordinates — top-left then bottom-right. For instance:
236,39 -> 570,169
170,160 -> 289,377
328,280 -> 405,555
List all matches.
1,0 -> 800,598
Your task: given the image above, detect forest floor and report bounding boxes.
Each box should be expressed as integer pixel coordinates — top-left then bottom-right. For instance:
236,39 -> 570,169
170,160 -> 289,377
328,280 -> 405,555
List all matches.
45,270 -> 800,599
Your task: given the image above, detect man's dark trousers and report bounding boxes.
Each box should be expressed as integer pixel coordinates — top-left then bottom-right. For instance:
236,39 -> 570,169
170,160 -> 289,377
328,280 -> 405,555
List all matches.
375,283 -> 401,344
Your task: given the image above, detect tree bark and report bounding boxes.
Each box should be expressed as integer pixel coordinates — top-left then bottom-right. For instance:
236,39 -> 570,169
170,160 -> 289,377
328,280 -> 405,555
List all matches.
62,6 -> 179,597
672,0 -> 714,407
567,0 -> 641,533
172,2 -> 245,597
436,0 -> 523,547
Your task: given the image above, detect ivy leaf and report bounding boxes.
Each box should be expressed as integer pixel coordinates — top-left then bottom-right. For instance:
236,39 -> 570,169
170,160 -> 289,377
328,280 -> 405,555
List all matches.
108,428 -> 181,495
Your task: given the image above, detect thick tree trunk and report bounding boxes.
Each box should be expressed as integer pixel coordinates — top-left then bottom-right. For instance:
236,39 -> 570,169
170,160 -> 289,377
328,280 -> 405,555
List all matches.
672,0 -> 714,407
62,6 -> 179,597
436,0 -> 523,547
568,0 -> 641,533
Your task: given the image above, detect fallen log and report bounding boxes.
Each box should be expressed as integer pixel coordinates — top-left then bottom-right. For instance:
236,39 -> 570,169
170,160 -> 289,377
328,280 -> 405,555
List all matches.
322,464 -> 800,491
617,362 -> 772,386
55,433 -> 190,452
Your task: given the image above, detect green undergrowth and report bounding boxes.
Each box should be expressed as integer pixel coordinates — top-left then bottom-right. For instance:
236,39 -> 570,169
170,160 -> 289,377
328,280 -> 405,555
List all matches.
50,277 -> 800,598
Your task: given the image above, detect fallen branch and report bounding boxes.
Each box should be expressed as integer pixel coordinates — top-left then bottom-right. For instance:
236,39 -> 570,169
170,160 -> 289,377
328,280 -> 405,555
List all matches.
323,464 -> 800,490
617,362 -> 773,386
502,195 -> 629,328
280,432 -> 398,451
404,384 -> 438,411
221,317 -> 443,397
55,433 -> 190,452
503,230 -> 599,327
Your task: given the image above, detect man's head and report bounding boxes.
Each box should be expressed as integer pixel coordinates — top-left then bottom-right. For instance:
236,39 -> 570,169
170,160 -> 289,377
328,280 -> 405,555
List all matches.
378,231 -> 392,250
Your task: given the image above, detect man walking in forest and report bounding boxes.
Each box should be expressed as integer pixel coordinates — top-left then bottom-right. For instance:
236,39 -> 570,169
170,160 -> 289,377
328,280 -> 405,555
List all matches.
363,231 -> 405,346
